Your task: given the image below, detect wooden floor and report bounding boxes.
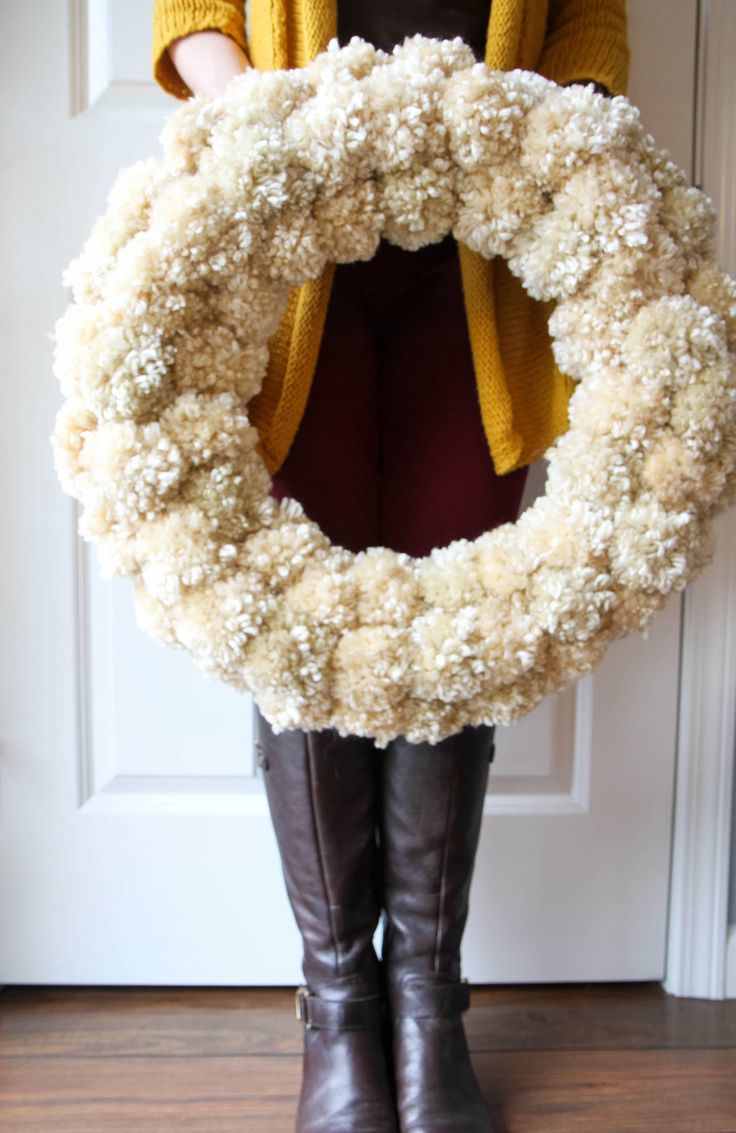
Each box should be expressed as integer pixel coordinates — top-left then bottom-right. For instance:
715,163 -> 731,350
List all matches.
1,982 -> 735,1132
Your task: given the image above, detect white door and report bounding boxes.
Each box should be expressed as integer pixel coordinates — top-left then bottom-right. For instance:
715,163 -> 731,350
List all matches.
0,0 -> 699,984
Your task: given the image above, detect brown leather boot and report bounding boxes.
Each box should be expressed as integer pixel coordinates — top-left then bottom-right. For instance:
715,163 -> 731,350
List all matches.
255,706 -> 399,1133
380,724 -> 495,1133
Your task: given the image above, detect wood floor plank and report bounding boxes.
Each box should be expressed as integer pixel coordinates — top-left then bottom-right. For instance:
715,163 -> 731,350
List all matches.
1,984 -> 735,1132
2,983 -> 734,1056
0,987 -> 298,1058
0,1054 -> 299,1133
478,1048 -> 736,1133
0,1049 -> 734,1133
466,982 -> 736,1052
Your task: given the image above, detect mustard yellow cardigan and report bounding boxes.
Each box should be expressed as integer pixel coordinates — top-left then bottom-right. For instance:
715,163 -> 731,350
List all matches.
152,0 -> 629,475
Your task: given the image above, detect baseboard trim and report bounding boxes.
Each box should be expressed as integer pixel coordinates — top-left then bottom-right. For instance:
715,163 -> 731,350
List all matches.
726,926 -> 736,999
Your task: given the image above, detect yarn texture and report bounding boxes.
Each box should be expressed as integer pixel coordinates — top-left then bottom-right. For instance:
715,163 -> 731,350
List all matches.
50,37 -> 736,746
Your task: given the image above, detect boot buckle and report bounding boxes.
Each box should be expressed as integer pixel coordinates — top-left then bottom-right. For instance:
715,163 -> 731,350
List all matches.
295,984 -> 311,1025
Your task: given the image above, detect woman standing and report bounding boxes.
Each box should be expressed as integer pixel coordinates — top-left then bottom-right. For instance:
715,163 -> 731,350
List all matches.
151,4 -> 629,1130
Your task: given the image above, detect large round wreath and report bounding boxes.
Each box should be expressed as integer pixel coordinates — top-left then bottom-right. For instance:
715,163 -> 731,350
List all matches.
50,36 -> 736,746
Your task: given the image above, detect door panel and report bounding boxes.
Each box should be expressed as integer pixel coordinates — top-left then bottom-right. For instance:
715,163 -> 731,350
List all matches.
0,0 -> 696,983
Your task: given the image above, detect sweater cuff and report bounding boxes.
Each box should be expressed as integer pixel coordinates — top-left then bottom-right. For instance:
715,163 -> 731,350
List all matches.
538,22 -> 630,96
152,1 -> 249,100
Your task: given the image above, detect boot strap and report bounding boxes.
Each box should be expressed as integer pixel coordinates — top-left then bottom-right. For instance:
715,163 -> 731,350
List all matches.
295,985 -> 384,1031
389,977 -> 471,1019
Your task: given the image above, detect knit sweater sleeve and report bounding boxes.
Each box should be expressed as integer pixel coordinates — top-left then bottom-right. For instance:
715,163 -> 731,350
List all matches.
537,0 -> 630,96
152,0 -> 249,100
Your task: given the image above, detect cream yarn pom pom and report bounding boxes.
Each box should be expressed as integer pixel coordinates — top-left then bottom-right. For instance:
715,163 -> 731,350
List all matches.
50,36 -> 736,746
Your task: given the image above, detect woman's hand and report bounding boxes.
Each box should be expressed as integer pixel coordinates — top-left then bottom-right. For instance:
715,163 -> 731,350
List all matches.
166,29 -> 250,99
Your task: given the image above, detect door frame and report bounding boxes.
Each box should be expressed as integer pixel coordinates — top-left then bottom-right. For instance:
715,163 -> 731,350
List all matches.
664,0 -> 736,1001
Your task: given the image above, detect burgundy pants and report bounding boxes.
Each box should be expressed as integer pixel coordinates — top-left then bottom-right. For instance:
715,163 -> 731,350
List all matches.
269,233 -> 529,557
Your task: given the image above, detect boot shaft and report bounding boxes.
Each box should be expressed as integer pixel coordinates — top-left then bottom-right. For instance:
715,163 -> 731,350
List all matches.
256,706 -> 384,996
379,725 -> 496,1133
256,707 -> 400,1132
380,724 -> 493,982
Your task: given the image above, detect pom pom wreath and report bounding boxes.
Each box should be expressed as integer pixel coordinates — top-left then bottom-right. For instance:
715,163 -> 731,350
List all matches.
50,37 -> 736,746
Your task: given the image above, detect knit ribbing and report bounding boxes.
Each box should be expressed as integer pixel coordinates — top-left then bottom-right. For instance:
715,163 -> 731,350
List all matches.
457,248 -> 523,472
538,0 -> 630,92
485,0 -> 524,69
295,0 -> 336,66
249,267 -> 337,474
